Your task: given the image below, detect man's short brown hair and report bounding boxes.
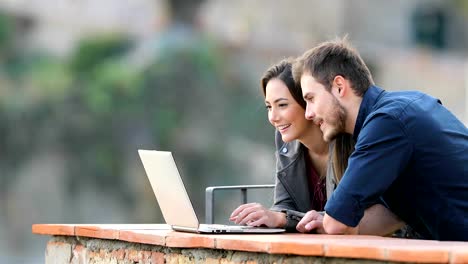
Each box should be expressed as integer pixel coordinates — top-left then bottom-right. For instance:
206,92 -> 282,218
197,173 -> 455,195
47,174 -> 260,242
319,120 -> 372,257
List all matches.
292,38 -> 374,96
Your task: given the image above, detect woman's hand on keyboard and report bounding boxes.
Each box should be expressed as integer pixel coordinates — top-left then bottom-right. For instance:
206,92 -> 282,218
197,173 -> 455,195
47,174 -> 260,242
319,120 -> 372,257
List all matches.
229,203 -> 286,228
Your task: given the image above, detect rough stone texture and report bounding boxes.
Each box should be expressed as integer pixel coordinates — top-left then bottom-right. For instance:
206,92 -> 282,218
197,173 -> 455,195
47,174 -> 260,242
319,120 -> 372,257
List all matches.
70,244 -> 87,264
44,236 -> 396,264
46,241 -> 72,264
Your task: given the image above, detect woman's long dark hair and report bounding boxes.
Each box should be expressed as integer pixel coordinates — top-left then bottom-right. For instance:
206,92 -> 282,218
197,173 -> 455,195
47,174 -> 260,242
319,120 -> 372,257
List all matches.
260,58 -> 306,109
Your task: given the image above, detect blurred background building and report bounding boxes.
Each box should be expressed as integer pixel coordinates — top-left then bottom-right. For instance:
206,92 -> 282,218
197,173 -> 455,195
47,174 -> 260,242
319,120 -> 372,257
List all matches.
0,0 -> 466,262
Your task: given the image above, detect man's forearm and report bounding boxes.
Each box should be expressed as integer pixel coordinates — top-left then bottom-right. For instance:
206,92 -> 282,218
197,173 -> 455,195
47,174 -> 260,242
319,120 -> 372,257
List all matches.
323,214 -> 358,234
323,204 -> 405,236
358,204 -> 405,236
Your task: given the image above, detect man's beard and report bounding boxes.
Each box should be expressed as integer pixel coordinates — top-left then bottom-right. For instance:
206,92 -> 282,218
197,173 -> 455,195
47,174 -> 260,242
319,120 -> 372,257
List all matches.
323,96 -> 347,142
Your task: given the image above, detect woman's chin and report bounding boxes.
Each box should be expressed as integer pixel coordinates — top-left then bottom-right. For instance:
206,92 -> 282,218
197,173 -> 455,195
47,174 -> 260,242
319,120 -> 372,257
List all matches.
280,134 -> 294,143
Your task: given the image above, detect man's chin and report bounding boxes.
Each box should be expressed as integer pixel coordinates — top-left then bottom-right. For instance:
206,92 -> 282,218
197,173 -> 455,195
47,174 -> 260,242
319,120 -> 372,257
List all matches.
323,129 -> 339,142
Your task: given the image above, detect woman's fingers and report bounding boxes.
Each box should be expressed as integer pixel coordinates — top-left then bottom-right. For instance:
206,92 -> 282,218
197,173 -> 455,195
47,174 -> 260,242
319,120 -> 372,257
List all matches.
237,210 -> 261,225
229,203 -> 263,224
229,203 -> 259,221
230,203 -> 256,218
248,215 -> 268,227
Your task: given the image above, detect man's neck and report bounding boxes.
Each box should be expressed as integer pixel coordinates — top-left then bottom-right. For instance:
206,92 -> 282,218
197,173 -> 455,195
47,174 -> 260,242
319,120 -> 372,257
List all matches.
345,96 -> 363,135
300,133 -> 329,156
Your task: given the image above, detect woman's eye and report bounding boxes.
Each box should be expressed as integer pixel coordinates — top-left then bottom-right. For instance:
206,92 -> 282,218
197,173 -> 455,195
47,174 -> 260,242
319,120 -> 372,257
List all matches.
265,105 -> 272,110
278,103 -> 288,107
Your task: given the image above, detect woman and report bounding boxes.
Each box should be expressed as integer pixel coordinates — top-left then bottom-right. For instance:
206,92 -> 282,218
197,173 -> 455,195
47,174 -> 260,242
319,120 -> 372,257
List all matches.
230,59 -> 354,232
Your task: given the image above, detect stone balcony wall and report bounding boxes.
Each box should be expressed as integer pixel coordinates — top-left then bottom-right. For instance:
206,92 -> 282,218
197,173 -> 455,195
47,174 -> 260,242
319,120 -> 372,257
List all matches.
33,224 -> 468,264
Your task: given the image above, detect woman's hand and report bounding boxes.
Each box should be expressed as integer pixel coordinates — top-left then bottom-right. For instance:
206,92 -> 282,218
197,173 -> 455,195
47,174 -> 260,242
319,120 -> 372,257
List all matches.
229,203 -> 286,228
296,210 -> 326,233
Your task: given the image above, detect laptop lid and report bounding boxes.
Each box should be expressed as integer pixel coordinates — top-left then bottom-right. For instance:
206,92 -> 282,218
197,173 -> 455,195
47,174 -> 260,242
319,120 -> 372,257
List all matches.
138,150 -> 200,231
139,149 -> 285,234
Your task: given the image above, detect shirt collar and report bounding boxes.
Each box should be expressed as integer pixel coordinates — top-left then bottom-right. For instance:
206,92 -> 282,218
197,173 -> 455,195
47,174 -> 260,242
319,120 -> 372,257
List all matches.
353,85 -> 385,141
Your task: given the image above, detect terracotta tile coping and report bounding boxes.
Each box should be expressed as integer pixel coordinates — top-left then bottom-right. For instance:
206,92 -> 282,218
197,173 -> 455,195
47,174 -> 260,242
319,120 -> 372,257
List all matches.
32,224 -> 468,263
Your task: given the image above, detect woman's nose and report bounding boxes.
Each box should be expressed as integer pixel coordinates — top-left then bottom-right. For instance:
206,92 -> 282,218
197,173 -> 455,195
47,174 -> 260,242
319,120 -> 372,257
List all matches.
269,109 -> 280,123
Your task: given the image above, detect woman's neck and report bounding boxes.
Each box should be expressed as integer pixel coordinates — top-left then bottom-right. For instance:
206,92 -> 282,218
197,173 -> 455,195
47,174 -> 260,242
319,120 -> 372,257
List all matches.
299,133 -> 329,178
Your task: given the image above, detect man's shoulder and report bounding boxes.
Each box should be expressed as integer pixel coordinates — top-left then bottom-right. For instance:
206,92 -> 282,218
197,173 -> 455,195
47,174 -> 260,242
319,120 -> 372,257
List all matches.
357,90 -> 435,139
370,90 -> 438,120
376,90 -> 427,109
363,89 -> 466,144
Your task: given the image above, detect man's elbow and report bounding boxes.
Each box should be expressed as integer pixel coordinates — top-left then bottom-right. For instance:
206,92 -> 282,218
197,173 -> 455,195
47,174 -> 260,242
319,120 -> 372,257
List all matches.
323,220 -> 348,234
323,214 -> 357,234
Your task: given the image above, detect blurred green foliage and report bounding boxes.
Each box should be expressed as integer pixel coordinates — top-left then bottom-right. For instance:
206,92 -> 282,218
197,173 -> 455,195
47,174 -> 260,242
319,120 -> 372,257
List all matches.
0,13 -> 272,216
70,34 -> 133,74
0,12 -> 12,51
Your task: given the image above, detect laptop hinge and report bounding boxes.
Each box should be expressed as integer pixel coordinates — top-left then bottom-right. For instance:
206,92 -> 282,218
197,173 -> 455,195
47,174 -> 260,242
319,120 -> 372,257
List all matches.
171,225 -> 200,233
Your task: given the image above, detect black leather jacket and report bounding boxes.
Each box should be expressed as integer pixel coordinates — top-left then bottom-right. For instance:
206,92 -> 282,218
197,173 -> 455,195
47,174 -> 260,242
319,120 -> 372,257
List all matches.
270,130 -> 336,232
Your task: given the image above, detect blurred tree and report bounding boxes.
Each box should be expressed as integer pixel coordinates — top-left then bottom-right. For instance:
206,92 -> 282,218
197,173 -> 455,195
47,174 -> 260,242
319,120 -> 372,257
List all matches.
168,0 -> 205,25
63,35 -> 139,203
411,5 -> 448,50
453,0 -> 468,17
0,1 -> 272,253
0,12 -> 13,52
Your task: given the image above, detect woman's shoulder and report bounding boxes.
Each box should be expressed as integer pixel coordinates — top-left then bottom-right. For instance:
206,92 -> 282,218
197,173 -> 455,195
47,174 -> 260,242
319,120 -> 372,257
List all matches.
274,130 -> 304,169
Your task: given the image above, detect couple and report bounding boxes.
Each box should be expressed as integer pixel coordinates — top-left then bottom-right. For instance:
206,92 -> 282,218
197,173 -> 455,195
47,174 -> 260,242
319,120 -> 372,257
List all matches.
230,39 -> 468,241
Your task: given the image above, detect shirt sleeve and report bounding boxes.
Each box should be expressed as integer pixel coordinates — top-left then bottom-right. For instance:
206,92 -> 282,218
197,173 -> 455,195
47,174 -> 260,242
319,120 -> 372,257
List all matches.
325,113 -> 413,227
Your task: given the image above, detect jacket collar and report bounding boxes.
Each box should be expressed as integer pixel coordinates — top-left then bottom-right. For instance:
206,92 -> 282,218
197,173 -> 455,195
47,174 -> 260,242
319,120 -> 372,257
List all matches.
278,139 -> 303,160
353,85 -> 385,141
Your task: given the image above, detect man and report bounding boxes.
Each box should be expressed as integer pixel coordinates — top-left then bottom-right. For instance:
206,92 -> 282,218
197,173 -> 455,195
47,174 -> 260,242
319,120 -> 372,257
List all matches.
292,39 -> 468,241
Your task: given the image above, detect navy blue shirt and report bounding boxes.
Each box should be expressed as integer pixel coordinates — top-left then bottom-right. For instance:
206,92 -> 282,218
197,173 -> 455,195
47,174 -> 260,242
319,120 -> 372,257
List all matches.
325,85 -> 468,241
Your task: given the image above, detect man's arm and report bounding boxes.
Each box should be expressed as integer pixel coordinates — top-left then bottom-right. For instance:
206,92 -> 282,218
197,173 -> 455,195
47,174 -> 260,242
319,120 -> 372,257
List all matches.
324,115 -> 412,231
297,204 -> 405,235
358,204 -> 405,236
323,204 -> 404,235
323,213 -> 358,234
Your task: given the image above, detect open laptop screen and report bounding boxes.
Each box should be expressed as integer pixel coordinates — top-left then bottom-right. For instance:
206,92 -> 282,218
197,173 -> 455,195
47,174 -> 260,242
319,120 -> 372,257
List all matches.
138,150 -> 200,230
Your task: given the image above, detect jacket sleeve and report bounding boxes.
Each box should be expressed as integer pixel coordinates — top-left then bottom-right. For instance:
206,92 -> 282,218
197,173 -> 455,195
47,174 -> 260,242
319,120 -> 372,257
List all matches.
269,130 -> 304,232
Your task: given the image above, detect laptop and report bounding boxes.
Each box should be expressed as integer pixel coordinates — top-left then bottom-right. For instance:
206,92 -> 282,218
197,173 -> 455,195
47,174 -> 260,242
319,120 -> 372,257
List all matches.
138,149 -> 285,234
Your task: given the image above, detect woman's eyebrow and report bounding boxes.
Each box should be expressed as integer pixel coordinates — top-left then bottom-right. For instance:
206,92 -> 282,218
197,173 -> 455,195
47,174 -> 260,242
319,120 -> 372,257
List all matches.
273,98 -> 288,103
265,98 -> 288,104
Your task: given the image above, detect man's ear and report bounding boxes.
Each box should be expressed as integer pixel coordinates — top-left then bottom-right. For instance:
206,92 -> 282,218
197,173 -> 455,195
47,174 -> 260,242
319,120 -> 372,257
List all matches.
332,75 -> 346,98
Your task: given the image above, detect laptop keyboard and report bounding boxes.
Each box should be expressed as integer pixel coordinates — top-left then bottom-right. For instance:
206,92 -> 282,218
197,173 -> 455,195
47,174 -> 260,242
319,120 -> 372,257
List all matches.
204,224 -> 256,230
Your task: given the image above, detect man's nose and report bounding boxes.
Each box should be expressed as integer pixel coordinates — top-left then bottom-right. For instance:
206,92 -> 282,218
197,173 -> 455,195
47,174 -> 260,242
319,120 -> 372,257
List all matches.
305,106 -> 315,120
